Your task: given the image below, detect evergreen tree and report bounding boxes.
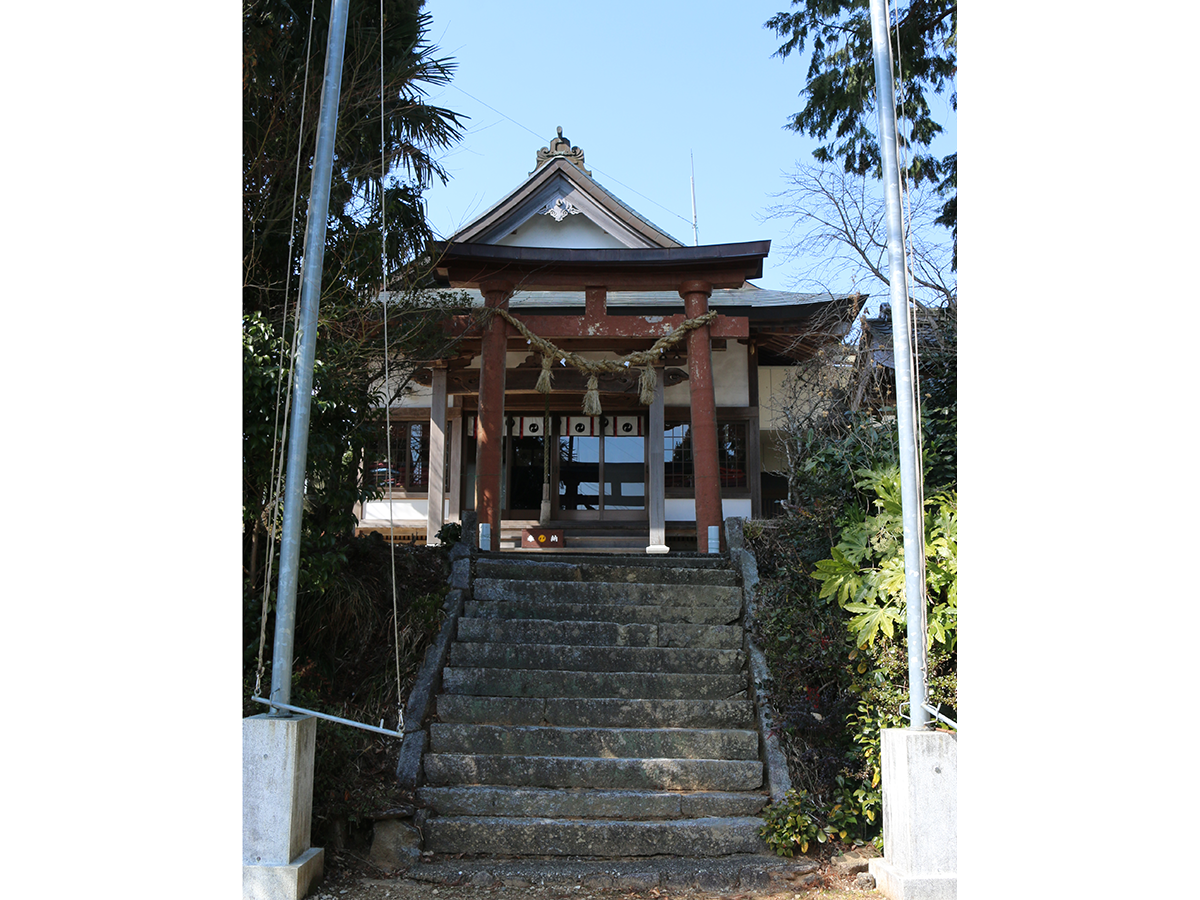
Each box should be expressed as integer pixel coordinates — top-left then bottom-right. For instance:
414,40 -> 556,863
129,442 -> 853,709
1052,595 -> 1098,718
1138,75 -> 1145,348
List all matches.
242,0 -> 468,599
766,0 -> 956,261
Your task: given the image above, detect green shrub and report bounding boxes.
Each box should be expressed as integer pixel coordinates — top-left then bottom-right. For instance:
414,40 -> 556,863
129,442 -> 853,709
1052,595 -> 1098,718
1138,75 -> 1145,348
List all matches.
760,780 -> 870,856
435,521 -> 463,546
752,470 -> 957,857
813,468 -> 957,652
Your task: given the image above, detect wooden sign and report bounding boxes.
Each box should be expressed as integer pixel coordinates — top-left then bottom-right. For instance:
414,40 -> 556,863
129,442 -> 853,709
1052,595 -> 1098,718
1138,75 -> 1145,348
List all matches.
521,528 -> 564,550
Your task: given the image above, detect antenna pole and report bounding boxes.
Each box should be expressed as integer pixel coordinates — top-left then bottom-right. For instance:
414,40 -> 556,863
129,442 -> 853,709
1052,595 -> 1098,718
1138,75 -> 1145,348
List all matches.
689,151 -> 698,246
269,0 -> 351,716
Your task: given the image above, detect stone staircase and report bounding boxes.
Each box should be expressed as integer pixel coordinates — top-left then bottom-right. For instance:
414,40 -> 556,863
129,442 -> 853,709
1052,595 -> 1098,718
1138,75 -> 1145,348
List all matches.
415,552 -> 770,858
495,521 -> 694,553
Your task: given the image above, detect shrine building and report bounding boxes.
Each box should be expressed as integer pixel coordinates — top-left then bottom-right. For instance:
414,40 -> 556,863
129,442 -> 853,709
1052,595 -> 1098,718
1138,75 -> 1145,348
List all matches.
356,128 -> 863,552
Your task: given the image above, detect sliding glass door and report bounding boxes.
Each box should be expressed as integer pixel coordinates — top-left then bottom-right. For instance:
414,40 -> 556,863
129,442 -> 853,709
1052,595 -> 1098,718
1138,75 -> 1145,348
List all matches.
557,423 -> 646,520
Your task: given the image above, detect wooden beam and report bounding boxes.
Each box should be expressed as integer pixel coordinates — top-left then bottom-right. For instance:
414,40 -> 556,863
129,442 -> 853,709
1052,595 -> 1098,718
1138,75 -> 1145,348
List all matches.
435,366 -> 689,394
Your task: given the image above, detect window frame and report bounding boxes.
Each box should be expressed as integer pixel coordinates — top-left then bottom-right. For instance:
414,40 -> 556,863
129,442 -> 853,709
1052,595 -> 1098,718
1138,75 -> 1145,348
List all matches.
368,416 -> 431,496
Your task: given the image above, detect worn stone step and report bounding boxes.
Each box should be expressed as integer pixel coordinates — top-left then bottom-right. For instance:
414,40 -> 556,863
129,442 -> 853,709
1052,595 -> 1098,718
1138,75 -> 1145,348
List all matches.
428,723 -> 760,760
416,785 -> 768,819
406,856 -> 817,893
423,753 -> 763,791
473,578 -> 742,608
499,539 -> 651,552
475,558 -> 740,586
435,695 -> 755,729
454,618 -> 743,649
423,815 -> 769,858
463,600 -> 741,625
441,667 -> 747,700
448,642 -> 746,675
477,552 -> 732,570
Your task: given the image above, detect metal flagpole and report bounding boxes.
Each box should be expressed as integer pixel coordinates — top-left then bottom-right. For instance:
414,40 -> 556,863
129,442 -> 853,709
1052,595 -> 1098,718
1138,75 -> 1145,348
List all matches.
269,0 -> 351,716
868,0 -> 928,729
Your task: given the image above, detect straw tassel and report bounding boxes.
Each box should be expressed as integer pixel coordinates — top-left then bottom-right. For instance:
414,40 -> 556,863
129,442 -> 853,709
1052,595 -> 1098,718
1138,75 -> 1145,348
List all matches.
535,353 -> 553,394
638,365 -> 656,406
582,374 -> 602,416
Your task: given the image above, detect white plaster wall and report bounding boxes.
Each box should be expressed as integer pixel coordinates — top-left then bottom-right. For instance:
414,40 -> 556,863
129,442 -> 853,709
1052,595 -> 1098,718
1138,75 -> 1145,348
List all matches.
467,351 -> 541,370
496,215 -> 627,249
722,498 -> 752,519
665,498 -> 695,521
373,372 -> 431,408
663,497 -> 751,522
663,343 -> 748,407
362,499 -> 428,523
760,430 -> 788,472
714,342 -> 749,407
758,366 -> 794,430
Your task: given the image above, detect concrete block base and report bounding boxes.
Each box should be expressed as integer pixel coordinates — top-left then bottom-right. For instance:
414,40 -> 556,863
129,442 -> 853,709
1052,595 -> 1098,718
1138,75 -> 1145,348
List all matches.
869,857 -> 955,900
243,847 -> 324,900
244,714 -> 324,899
645,544 -> 670,555
872,729 -> 956,900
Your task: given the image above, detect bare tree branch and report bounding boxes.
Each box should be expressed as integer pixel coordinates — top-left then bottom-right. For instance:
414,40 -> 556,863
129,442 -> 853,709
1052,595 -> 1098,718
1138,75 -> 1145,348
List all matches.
762,165 -> 956,306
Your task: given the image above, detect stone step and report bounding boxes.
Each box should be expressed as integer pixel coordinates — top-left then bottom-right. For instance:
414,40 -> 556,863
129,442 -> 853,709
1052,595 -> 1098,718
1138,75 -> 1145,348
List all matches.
447,642 -> 746,674
435,695 -> 755,729
441,667 -> 747,700
422,815 -> 769,858
428,723 -> 760,760
423,753 -> 763,791
473,578 -> 742,608
416,548 -> 763,862
415,786 -> 768,819
406,857 -> 818,894
463,600 -> 741,625
455,618 -> 743,649
477,552 -> 732,570
475,558 -> 740,586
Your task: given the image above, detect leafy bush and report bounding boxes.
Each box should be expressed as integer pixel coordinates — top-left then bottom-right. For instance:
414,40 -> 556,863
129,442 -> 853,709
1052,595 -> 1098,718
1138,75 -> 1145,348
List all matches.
813,467 -> 957,652
753,303 -> 957,857
435,521 -> 463,546
754,472 -> 957,856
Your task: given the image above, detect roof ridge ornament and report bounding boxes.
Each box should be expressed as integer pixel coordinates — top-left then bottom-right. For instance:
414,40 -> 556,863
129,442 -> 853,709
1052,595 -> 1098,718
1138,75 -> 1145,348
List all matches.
535,126 -> 591,175
538,197 -> 583,222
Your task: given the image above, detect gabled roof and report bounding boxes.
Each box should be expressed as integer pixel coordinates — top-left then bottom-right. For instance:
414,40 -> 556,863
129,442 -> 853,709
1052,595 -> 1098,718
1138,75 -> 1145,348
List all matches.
448,128 -> 684,249
428,128 -> 865,362
860,302 -> 954,369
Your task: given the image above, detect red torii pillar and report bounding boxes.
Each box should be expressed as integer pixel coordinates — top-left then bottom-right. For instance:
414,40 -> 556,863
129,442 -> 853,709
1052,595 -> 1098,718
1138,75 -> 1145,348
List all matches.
476,279 -> 513,549
681,279 -> 722,552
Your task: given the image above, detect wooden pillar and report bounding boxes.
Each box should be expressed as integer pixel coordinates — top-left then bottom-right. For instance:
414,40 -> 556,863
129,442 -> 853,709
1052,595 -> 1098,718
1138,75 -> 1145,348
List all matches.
447,410 -> 463,523
585,285 -> 606,321
476,280 -> 513,549
681,280 -> 721,552
426,365 -> 447,544
646,365 -> 668,554
747,339 -> 762,519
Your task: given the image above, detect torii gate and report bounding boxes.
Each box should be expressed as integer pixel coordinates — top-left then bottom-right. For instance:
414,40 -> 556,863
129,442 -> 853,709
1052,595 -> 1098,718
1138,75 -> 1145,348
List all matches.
432,240 -> 769,552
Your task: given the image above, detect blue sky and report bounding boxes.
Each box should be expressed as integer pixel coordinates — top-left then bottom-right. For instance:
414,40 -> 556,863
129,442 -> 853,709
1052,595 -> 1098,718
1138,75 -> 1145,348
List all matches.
420,0 -> 956,296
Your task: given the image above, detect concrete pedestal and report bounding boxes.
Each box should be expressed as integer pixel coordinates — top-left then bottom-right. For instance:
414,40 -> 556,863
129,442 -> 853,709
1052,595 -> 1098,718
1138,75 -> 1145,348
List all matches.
868,729 -> 956,900
243,714 -> 324,900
